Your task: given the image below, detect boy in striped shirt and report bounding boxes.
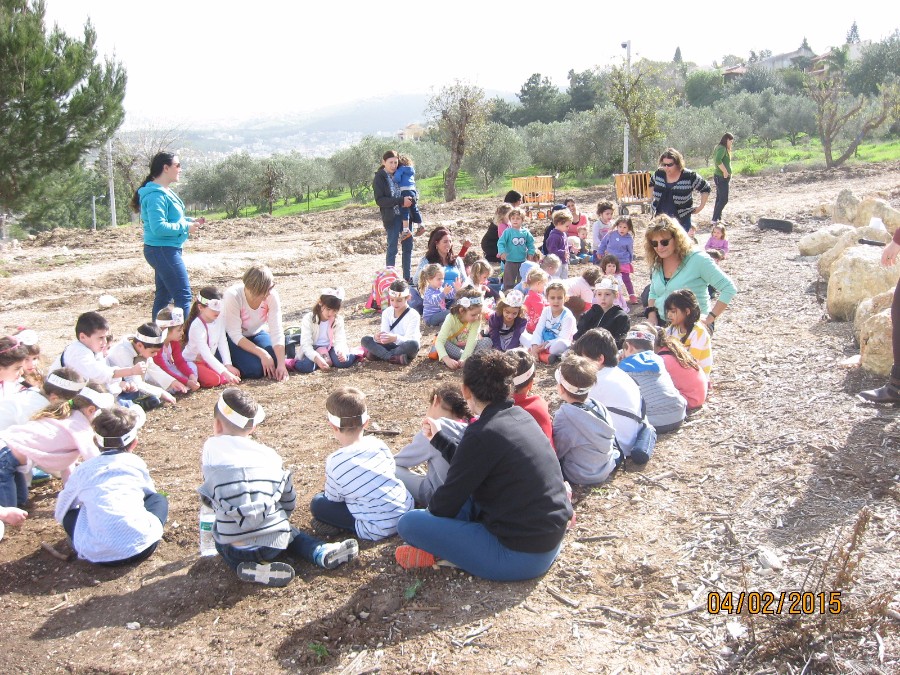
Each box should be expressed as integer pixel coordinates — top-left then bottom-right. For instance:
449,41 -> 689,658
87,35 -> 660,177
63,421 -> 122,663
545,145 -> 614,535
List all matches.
199,388 -> 358,587
310,387 -> 413,540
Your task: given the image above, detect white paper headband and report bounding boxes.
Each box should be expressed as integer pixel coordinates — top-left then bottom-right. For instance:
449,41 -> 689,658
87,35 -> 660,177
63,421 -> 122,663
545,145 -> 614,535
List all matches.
388,288 -> 411,298
78,387 -> 115,409
626,330 -> 656,345
555,368 -> 592,396
197,295 -> 223,312
16,329 -> 39,346
456,295 -> 483,308
95,426 -> 139,450
501,289 -> 525,308
327,410 -> 370,428
595,277 -> 620,293
321,287 -> 345,301
135,328 -> 168,345
46,372 -> 85,393
155,308 -> 184,328
512,363 -> 535,386
217,395 -> 265,428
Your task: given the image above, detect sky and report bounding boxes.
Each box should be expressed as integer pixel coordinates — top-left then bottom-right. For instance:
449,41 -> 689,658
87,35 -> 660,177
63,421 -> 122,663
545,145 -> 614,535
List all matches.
40,1 -> 897,128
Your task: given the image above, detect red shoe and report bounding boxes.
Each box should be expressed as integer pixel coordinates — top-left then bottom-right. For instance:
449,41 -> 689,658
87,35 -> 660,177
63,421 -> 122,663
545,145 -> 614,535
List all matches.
395,545 -> 436,570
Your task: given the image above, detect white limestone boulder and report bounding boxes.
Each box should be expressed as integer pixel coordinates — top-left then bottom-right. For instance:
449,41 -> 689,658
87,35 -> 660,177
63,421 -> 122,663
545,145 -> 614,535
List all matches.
798,224 -> 854,256
833,189 -> 859,225
818,225 -> 893,279
859,308 -> 893,377
854,289 -> 894,342
854,198 -> 900,233
826,246 -> 900,320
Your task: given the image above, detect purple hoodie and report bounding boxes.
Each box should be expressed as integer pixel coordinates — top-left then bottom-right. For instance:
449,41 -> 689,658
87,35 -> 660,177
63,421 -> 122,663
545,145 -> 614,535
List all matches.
546,228 -> 569,263
597,230 -> 634,265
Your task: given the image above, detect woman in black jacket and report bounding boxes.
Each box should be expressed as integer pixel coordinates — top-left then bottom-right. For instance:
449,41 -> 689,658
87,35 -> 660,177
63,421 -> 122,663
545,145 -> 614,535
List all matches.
395,351 -> 572,581
373,150 -> 414,282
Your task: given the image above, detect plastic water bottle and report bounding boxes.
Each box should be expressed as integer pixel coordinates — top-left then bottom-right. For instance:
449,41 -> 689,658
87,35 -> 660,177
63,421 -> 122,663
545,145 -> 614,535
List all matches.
199,504 -> 217,557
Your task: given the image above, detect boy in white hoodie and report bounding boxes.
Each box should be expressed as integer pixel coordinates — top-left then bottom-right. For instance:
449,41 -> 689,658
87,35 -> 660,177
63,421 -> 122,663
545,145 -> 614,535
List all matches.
198,388 -> 358,587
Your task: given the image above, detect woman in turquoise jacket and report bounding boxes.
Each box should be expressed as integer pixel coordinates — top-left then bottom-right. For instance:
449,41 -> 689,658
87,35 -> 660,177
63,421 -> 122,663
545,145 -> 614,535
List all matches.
643,215 -> 737,331
131,152 -> 203,321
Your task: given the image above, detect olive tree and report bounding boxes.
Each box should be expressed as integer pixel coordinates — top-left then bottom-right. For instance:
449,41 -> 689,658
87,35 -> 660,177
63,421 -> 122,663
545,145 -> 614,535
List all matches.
462,122 -> 529,191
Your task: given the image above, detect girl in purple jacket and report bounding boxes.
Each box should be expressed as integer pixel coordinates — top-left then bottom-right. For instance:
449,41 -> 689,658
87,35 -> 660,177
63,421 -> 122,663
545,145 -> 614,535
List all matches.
597,216 -> 637,304
486,290 -> 528,351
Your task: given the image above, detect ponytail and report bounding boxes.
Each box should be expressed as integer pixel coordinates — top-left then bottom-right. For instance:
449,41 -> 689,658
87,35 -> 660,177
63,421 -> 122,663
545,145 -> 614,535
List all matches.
130,173 -> 155,213
130,151 -> 177,214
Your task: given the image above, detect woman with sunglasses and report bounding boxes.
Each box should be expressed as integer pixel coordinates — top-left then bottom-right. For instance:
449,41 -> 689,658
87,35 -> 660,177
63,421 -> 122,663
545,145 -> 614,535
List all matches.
643,216 -> 737,330
651,148 -> 711,236
132,152 -> 204,323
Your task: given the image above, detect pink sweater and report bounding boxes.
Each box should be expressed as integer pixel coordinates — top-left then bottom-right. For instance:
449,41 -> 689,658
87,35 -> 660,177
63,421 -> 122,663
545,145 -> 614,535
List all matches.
0,410 -> 98,480
660,350 -> 708,409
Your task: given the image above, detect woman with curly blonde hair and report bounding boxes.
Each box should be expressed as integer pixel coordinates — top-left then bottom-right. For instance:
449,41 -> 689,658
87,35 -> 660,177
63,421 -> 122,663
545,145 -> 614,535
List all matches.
643,216 -> 737,330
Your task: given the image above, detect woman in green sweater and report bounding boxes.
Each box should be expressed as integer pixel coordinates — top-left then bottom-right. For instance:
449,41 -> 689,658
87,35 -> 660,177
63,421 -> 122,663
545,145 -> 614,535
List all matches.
712,133 -> 734,224
643,216 -> 737,331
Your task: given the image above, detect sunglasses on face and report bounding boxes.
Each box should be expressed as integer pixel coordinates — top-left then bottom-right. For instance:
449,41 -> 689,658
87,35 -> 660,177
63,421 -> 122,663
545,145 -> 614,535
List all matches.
650,238 -> 672,248
661,162 -> 674,168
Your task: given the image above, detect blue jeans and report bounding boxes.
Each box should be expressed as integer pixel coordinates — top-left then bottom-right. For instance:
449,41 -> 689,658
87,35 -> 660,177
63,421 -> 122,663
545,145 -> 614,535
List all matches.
385,215 -> 413,282
712,176 -> 729,222
143,245 -> 192,323
676,213 -> 693,232
424,309 -> 449,327
214,526 -> 323,572
63,492 -> 168,565
0,447 -> 27,508
399,189 -> 422,226
309,493 -> 357,533
397,499 -> 564,581
360,336 -> 420,361
227,333 -> 276,380
293,347 -> 357,373
408,287 -> 424,313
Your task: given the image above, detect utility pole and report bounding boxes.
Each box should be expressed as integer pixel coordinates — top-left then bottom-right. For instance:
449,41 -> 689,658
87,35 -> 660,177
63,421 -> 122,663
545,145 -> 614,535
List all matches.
107,139 -> 117,228
91,194 -> 105,231
622,40 -> 631,173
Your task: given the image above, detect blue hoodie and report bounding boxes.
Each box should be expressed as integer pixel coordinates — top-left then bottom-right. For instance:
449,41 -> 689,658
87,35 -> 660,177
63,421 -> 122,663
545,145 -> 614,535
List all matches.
139,182 -> 192,248
394,165 -> 416,190
618,351 -> 686,430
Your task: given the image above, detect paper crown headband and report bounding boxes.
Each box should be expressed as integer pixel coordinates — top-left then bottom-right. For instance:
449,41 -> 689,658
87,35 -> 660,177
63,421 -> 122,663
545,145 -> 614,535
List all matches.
388,287 -> 411,298
595,277 -> 620,292
555,367 -> 592,396
326,410 -> 370,428
155,307 -> 184,328
135,326 -> 168,345
501,289 -> 525,308
217,394 -> 265,428
197,294 -> 223,312
94,412 -> 145,450
625,329 -> 656,345
321,287 -> 345,301
456,295 -> 483,308
79,387 -> 115,410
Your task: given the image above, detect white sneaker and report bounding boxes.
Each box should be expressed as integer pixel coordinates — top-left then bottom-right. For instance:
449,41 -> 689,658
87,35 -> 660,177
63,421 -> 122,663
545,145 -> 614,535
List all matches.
314,539 -> 359,569
237,561 -> 295,587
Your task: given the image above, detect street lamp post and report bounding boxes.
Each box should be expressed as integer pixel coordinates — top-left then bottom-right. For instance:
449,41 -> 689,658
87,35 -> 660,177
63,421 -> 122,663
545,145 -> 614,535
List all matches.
621,40 -> 631,173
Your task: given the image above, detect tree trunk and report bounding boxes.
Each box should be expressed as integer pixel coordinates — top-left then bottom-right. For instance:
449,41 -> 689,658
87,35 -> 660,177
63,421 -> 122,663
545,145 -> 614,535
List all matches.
444,148 -> 462,202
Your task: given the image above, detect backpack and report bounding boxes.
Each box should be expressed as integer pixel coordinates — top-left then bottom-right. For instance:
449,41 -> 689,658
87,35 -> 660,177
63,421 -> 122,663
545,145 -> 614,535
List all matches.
364,266 -> 401,312
606,399 -> 657,465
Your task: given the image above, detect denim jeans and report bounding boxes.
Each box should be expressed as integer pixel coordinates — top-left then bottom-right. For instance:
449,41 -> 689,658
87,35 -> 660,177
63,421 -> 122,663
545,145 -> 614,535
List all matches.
293,347 -> 357,373
227,332 -> 276,380
399,189 -> 422,226
424,309 -> 449,327
360,336 -> 420,361
408,287 -> 424,313
309,493 -> 357,533
0,446 -> 27,508
384,215 -> 414,282
63,492 -> 168,565
143,245 -> 192,323
676,214 -> 693,232
397,498 -> 563,581
214,526 -> 322,572
712,176 -> 730,222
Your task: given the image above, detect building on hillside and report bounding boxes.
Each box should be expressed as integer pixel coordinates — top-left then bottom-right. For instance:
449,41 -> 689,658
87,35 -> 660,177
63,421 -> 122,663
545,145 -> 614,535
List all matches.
398,123 -> 426,141
809,41 -> 871,78
755,46 -> 816,71
722,65 -> 747,82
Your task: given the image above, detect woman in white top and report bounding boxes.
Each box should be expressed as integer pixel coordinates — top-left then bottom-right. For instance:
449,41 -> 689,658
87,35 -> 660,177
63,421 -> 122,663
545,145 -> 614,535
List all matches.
223,265 -> 288,382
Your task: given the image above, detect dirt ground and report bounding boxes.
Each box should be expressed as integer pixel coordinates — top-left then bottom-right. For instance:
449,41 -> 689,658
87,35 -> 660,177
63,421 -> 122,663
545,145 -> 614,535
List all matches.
1,163 -> 899,674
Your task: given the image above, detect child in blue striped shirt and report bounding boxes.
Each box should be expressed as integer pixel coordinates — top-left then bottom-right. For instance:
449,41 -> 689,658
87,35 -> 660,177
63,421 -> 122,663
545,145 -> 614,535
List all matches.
310,387 -> 413,540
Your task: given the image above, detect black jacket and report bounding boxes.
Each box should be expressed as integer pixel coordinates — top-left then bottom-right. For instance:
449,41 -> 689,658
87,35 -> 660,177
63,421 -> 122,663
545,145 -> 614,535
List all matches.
429,401 -> 571,553
574,304 -> 630,347
373,168 -> 402,228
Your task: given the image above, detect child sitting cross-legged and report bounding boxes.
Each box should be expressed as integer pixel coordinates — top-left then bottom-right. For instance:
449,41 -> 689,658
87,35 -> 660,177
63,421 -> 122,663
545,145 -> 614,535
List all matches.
360,279 -> 421,366
523,281 -> 577,365
433,287 -> 493,371
310,387 -> 413,540
393,383 -> 472,506
507,348 -> 554,449
574,276 -> 630,347
619,325 -> 687,434
552,355 -> 621,486
486,290 -> 528,352
54,406 -> 167,566
199,388 -> 359,587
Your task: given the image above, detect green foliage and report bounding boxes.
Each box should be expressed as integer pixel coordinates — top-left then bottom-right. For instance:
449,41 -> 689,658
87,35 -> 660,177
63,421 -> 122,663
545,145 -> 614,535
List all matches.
516,73 -> 568,125
403,579 -> 424,600
730,65 -> 784,94
0,0 -> 126,213
685,70 -> 725,107
662,106 -> 726,164
846,21 -> 861,45
17,162 -> 106,231
307,642 -> 329,662
673,47 -> 683,64
846,31 -> 900,97
488,96 -> 519,127
608,59 -> 670,167
567,68 -> 605,112
462,122 -> 528,190
566,106 -> 623,176
258,161 -> 285,214
328,137 -> 383,201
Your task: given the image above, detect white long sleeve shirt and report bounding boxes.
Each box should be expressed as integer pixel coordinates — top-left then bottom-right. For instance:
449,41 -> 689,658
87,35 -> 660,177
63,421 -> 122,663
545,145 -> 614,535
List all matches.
379,305 -> 422,344
182,317 -> 232,373
223,284 -> 285,347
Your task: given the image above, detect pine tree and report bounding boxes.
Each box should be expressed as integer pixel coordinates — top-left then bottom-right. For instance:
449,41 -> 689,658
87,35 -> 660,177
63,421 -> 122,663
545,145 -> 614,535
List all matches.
0,0 -> 126,225
801,37 -> 811,51
674,47 -> 683,64
847,21 -> 861,44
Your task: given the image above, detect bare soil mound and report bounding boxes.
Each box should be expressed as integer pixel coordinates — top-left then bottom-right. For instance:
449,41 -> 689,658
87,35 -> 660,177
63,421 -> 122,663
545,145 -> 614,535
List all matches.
1,162 -> 898,673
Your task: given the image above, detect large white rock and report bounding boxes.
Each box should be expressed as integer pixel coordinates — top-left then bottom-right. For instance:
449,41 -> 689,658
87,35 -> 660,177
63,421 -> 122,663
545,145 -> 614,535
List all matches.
818,225 -> 893,279
798,224 -> 854,256
860,308 -> 893,377
854,289 -> 894,342
826,247 -> 900,320
854,198 -> 900,233
833,189 -> 859,225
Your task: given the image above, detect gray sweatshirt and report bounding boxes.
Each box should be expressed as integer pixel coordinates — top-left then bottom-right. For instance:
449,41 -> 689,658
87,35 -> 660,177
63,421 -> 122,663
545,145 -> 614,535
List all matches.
393,419 -> 467,503
552,400 -> 620,485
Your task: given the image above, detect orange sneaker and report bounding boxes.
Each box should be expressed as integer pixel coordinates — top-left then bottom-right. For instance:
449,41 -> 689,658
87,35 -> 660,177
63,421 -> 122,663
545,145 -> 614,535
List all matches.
399,229 -> 412,242
395,545 -> 436,570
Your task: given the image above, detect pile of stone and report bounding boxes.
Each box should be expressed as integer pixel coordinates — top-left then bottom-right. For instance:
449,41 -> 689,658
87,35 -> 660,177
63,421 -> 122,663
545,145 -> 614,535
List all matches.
798,190 -> 899,376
